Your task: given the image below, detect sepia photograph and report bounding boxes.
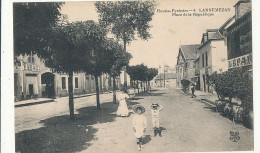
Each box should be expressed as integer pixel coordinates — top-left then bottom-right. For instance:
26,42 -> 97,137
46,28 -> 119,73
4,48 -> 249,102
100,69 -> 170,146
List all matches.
1,0 -> 259,152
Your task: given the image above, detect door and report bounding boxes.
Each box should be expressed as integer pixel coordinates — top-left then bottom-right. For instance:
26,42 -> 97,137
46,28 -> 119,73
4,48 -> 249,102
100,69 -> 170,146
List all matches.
203,75 -> 206,92
29,84 -> 34,96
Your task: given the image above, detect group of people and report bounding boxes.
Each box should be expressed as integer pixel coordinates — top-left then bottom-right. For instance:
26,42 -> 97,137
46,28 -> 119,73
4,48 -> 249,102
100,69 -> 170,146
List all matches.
115,90 -> 163,151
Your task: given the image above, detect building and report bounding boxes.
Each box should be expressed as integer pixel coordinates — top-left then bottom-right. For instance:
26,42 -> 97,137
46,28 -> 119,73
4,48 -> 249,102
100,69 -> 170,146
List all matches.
154,73 -> 177,88
227,0 -> 252,71
176,44 -> 200,88
14,54 -> 121,101
196,16 -> 235,93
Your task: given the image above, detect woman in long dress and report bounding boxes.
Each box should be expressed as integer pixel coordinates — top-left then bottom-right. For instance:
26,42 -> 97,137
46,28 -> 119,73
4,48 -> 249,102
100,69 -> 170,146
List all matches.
116,91 -> 130,117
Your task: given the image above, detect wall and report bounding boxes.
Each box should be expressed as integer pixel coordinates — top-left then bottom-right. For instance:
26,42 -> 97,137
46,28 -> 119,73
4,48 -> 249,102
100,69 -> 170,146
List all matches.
211,40 -> 228,73
236,2 -> 251,20
198,41 -> 211,92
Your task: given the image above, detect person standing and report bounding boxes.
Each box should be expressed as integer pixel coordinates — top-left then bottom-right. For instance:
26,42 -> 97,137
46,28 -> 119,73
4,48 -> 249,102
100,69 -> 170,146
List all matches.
191,83 -> 196,98
132,105 -> 147,151
116,91 -> 130,117
149,103 -> 163,137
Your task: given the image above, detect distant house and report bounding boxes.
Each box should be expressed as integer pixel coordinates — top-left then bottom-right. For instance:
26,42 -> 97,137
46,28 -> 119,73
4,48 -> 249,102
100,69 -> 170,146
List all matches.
176,44 -> 200,88
154,73 -> 177,88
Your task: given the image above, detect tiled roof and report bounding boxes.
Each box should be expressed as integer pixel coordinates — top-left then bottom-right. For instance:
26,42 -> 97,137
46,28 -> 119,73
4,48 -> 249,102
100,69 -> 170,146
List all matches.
180,44 -> 201,60
209,31 -> 223,40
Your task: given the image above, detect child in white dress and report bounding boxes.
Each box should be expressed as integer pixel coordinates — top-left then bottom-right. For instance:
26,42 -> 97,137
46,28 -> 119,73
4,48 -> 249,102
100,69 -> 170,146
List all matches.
116,91 -> 130,117
132,105 -> 147,151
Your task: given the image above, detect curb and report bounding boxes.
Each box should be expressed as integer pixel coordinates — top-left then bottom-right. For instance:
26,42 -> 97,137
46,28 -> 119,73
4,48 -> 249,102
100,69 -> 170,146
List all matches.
15,99 -> 55,108
15,91 -> 114,108
179,89 -> 216,107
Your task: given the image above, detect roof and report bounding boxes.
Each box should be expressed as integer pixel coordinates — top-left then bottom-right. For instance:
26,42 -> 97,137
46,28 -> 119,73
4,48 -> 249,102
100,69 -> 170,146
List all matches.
234,0 -> 251,7
209,31 -> 223,40
155,73 -> 177,80
218,16 -> 235,35
180,44 -> 201,60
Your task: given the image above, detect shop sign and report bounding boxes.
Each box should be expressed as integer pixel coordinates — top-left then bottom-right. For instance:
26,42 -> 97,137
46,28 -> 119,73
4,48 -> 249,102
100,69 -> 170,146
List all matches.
228,53 -> 252,69
24,64 -> 40,72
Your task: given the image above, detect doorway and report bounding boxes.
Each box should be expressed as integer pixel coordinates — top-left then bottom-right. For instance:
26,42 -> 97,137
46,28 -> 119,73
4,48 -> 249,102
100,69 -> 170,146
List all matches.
41,72 -> 55,98
203,75 -> 206,92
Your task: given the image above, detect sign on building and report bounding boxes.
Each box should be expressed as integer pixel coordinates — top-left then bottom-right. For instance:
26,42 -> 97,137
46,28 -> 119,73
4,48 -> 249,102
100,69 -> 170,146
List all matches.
228,53 -> 252,69
24,64 -> 40,72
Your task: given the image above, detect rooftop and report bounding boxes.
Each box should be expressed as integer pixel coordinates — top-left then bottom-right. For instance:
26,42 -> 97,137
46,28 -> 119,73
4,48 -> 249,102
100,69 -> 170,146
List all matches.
180,44 -> 201,60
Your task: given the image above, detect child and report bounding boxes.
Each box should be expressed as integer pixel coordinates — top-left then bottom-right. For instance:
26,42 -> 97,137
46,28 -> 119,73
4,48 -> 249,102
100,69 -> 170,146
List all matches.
132,105 -> 147,151
116,91 -> 130,117
149,103 -> 163,137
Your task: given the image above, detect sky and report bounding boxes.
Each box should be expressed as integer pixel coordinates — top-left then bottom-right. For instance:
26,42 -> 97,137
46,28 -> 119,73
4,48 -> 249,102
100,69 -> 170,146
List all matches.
61,0 -> 238,68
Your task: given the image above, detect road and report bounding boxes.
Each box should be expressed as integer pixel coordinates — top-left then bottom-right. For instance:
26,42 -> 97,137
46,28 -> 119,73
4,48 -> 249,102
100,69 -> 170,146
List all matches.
15,87 -> 253,153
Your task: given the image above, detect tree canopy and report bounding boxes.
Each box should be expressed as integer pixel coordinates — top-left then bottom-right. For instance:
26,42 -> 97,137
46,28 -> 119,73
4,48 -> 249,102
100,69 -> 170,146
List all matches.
95,1 -> 156,44
127,64 -> 157,82
106,39 -> 132,78
14,2 -> 64,58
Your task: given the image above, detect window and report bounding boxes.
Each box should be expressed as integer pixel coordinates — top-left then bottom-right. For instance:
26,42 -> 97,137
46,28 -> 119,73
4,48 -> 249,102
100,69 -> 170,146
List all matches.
75,77 -> 79,89
206,52 -> 208,66
202,54 -> 205,67
62,77 -> 66,89
28,55 -> 35,64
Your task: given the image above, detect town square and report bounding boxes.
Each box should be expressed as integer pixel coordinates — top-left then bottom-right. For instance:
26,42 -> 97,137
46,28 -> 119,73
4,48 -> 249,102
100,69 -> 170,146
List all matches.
1,0 -> 258,152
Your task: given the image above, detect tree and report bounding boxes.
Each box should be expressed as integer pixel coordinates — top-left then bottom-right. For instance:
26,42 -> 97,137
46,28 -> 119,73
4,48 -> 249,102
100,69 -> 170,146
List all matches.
79,21 -> 112,109
95,1 -> 156,89
13,2 -> 64,58
106,39 -> 132,103
45,21 -> 95,119
146,68 -> 158,92
126,65 -> 139,94
127,64 -> 149,93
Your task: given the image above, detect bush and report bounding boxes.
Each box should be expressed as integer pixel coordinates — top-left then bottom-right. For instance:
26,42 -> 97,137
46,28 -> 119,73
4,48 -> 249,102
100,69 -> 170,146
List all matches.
181,79 -> 190,93
209,69 -> 244,102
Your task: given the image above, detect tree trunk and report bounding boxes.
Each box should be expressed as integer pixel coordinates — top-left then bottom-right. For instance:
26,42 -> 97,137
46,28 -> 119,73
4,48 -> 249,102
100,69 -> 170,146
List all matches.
148,81 -> 151,92
113,77 -> 117,103
123,38 -> 127,91
68,71 -> 74,120
100,76 -> 103,94
143,81 -> 145,92
95,75 -> 101,109
133,80 -> 136,96
141,81 -> 143,92
146,81 -> 148,92
137,80 -> 139,94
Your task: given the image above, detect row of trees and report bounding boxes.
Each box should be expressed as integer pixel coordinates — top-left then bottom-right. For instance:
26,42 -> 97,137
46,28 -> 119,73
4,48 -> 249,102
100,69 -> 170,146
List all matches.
14,2 -> 156,120
126,64 -> 158,94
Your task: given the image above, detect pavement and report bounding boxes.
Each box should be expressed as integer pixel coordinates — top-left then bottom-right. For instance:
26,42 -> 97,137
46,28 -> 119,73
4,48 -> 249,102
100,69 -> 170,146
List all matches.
186,89 -> 219,106
15,87 -> 253,153
14,92 -> 102,108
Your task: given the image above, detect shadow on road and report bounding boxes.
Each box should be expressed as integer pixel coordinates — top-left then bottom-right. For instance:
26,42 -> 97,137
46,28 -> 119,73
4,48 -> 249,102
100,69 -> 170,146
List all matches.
15,101 -> 120,153
142,135 -> 151,145
136,92 -> 166,97
128,97 -> 144,100
203,106 -> 217,112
